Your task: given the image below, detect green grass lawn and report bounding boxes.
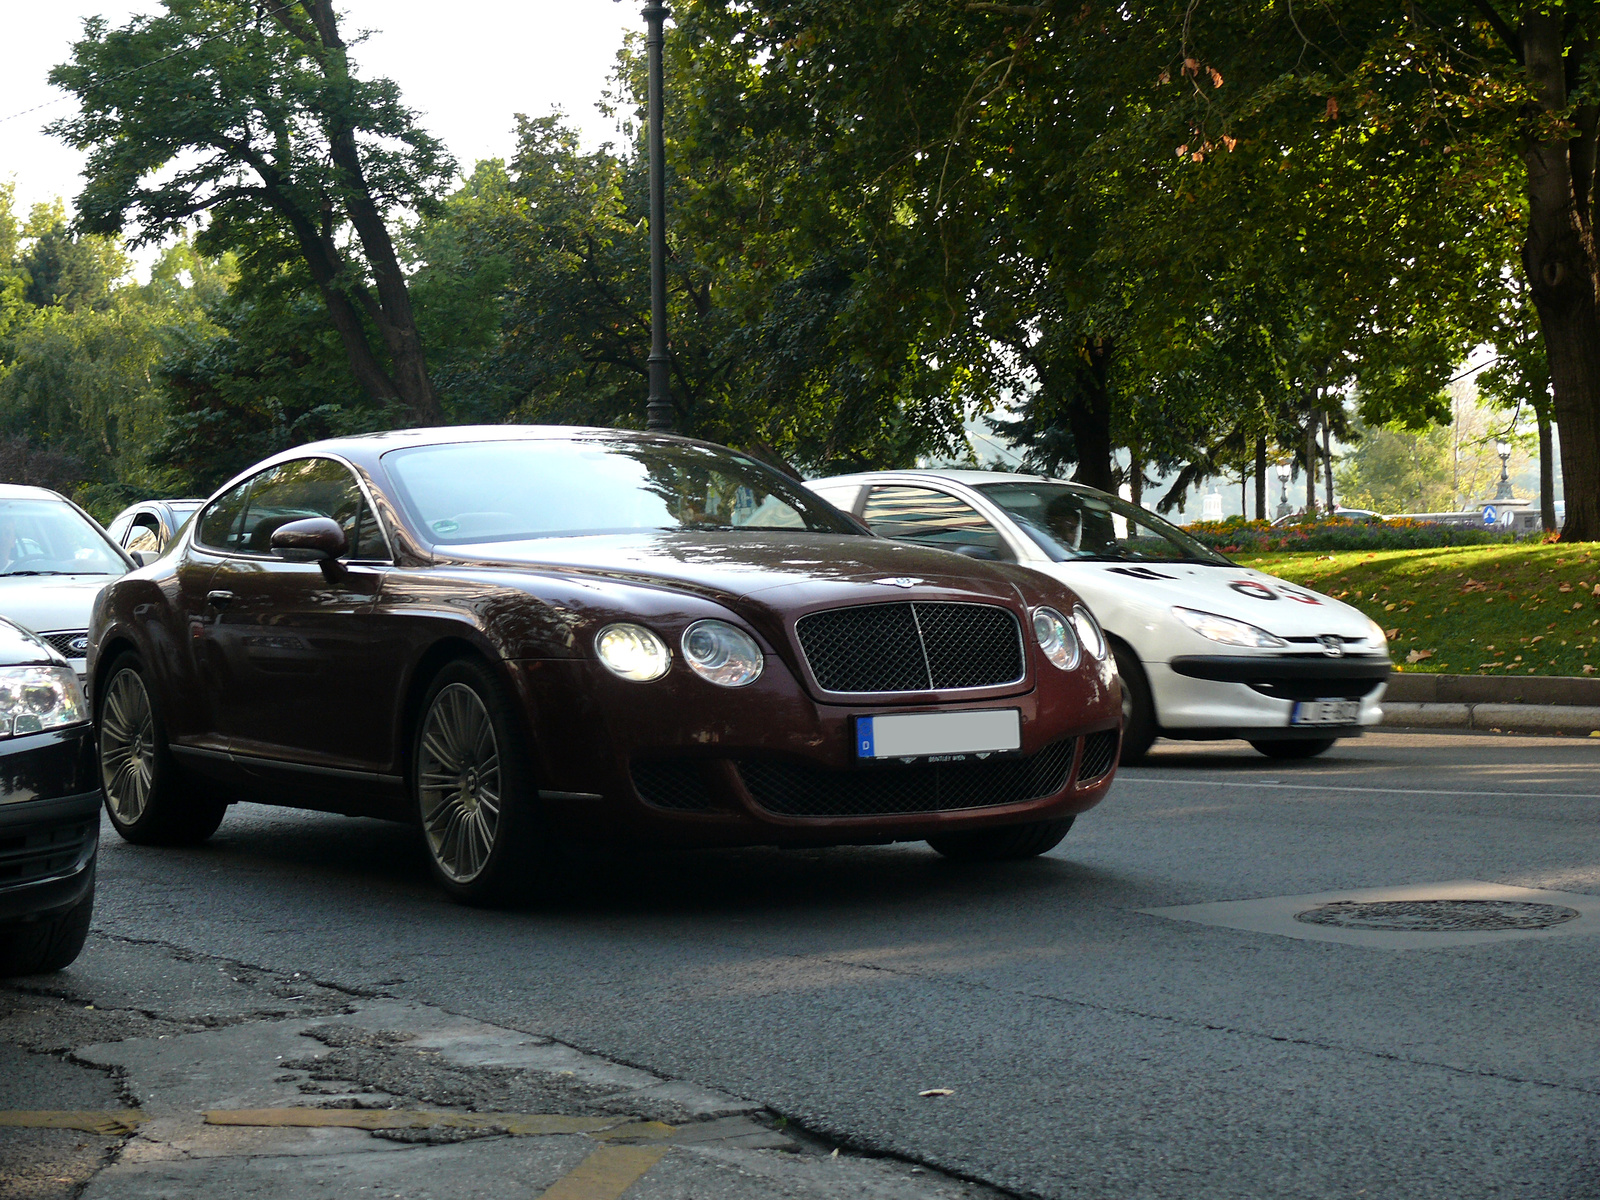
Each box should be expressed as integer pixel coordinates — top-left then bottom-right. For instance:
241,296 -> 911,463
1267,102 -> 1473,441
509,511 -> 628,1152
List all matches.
1234,543 -> 1600,677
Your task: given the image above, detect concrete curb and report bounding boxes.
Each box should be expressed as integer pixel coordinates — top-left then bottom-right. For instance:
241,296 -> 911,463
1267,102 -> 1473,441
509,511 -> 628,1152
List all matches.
1379,672 -> 1600,735
1381,702 -> 1600,735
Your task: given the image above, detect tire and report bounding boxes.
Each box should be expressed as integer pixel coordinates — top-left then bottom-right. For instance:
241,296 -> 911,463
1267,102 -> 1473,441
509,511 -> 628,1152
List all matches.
97,654 -> 226,846
926,817 -> 1075,862
1113,642 -> 1157,765
1249,738 -> 1337,759
412,658 -> 550,906
0,868 -> 94,977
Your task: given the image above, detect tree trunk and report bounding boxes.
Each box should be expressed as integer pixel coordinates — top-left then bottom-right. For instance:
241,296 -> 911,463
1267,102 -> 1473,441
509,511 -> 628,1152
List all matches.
1304,417 -> 1318,517
1254,436 -> 1267,520
1068,338 -> 1117,493
1537,400 -> 1557,532
1519,12 -> 1600,542
1128,441 -> 1145,510
1323,416 -> 1335,512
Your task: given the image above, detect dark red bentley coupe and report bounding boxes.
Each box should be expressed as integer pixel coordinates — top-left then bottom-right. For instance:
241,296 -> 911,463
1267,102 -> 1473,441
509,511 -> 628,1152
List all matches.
88,428 -> 1121,903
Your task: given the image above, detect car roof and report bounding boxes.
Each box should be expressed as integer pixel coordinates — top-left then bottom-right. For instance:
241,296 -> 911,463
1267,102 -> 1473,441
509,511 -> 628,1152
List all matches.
0,484 -> 69,502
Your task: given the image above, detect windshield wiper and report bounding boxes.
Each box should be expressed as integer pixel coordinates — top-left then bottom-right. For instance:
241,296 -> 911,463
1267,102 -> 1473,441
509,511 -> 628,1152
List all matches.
2,570 -> 109,577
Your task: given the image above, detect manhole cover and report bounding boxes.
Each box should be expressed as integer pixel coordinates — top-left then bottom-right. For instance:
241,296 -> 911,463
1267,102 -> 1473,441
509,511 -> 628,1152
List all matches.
1293,900 -> 1581,932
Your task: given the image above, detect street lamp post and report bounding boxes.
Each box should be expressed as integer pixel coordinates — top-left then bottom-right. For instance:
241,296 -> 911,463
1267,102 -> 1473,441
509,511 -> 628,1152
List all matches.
1275,461 -> 1293,519
1494,439 -> 1514,501
643,1 -> 673,433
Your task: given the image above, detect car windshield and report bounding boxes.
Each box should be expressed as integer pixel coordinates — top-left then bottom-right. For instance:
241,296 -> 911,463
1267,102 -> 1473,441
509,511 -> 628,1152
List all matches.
0,498 -> 128,576
382,437 -> 862,544
976,482 -> 1230,564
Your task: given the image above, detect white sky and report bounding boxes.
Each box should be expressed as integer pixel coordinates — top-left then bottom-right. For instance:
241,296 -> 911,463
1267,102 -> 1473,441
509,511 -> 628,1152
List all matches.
1,1 -> 638,222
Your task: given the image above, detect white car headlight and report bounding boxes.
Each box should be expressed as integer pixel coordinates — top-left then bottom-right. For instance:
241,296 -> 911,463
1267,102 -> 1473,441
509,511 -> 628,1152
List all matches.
1365,617 -> 1388,651
681,620 -> 764,687
1071,605 -> 1107,660
595,623 -> 671,682
0,665 -> 87,736
1173,607 -> 1287,649
1033,607 -> 1081,670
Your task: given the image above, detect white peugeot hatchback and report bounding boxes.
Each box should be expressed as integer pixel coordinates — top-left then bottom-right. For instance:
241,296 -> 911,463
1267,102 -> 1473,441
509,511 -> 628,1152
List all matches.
0,485 -> 133,677
809,470 -> 1390,762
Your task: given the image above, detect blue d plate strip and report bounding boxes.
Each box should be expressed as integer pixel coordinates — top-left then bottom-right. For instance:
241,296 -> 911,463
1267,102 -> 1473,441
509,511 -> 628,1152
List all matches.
857,716 -> 875,759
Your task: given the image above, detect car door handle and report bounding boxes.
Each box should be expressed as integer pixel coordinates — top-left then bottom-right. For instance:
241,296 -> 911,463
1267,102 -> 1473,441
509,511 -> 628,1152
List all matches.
206,590 -> 235,610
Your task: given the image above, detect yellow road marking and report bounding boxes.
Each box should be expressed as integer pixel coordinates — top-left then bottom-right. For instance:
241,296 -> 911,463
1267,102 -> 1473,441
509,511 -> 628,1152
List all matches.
203,1109 -> 626,1136
0,1110 -> 147,1135
537,1142 -> 670,1200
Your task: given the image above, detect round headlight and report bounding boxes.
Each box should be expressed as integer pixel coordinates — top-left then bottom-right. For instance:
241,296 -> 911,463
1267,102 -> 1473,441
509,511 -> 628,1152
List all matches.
1072,605 -> 1107,660
595,623 -> 671,682
681,620 -> 764,687
1032,607 -> 1081,671
0,666 -> 87,737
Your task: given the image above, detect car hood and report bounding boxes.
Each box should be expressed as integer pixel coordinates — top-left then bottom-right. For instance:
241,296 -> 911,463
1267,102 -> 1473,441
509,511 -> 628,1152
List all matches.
0,574 -> 116,634
1039,560 -> 1377,640
440,531 -> 1037,613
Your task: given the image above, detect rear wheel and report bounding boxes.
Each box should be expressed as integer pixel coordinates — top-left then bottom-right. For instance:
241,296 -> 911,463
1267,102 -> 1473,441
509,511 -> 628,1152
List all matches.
1249,738 -> 1337,760
98,655 -> 226,845
413,659 -> 549,906
926,817 -> 1075,861
0,871 -> 94,977
1113,643 -> 1157,764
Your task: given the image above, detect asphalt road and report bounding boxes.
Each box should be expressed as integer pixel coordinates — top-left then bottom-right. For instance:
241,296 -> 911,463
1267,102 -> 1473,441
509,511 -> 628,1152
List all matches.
37,730 -> 1600,1197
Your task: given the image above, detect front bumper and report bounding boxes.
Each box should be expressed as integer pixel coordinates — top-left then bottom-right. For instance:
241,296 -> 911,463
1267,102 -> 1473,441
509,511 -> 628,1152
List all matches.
0,725 -> 101,922
1147,654 -> 1389,740
506,655 -> 1123,847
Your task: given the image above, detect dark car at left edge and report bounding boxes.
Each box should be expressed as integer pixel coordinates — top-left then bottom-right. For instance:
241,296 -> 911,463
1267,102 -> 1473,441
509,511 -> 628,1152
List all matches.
0,615 -> 97,976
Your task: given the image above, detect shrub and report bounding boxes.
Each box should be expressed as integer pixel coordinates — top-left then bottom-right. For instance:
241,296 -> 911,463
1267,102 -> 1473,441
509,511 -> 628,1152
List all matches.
1184,516 -> 1520,554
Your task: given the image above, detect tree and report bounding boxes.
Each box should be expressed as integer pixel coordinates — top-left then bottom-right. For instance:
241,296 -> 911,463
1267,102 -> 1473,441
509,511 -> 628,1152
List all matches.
49,0 -> 453,423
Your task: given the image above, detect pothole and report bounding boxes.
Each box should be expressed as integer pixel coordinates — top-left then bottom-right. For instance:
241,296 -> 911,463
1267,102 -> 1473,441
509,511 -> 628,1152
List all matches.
1294,900 -> 1581,932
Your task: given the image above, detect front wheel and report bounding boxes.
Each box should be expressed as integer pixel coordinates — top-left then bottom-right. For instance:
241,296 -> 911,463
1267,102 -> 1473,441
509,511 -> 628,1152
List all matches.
926,817 -> 1075,861
413,659 -> 548,906
0,871 -> 94,977
1249,738 -> 1337,760
1113,643 -> 1157,765
98,655 -> 226,846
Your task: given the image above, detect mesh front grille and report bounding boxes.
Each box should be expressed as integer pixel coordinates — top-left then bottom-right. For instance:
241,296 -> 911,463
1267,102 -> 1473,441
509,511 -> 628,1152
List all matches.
737,738 -> 1074,818
631,760 -> 718,812
0,820 -> 95,887
39,630 -> 89,658
1077,731 -> 1118,783
795,603 -> 1023,693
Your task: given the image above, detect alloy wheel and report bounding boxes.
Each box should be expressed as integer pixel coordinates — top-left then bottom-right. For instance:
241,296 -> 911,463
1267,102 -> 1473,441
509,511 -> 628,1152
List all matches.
417,683 -> 503,883
100,669 -> 155,824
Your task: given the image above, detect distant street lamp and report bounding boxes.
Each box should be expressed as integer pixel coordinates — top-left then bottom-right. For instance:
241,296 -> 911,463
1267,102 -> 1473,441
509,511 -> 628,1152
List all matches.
1494,438 -> 1514,501
1275,461 -> 1293,519
642,1 -> 673,432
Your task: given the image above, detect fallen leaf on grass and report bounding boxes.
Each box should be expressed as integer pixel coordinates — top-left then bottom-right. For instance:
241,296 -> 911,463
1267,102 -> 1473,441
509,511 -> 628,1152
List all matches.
1384,627 -> 1399,640
1384,602 -> 1396,611
1585,665 -> 1597,676
1405,649 -> 1434,663
918,1089 -> 954,1098
1560,583 -> 1573,593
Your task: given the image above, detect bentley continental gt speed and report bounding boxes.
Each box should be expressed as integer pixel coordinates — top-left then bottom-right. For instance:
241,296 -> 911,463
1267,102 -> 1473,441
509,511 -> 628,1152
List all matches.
88,428 -> 1122,904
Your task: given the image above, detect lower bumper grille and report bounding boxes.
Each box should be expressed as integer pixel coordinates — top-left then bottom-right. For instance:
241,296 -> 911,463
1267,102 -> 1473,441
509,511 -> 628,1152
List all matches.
631,760 -> 717,813
737,738 -> 1076,818
0,818 -> 96,888
1077,730 -> 1118,783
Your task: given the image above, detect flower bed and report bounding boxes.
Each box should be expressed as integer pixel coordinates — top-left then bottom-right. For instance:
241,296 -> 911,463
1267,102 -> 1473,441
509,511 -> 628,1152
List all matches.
1187,516 -> 1523,555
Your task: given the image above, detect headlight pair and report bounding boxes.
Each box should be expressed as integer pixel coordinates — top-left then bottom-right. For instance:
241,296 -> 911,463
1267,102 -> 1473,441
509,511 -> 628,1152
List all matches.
595,620 -> 763,687
1033,605 -> 1107,671
0,666 -> 87,737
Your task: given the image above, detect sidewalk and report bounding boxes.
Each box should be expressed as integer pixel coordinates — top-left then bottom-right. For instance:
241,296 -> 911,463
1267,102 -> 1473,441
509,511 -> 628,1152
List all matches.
1381,672 -> 1600,736
0,936 -> 996,1200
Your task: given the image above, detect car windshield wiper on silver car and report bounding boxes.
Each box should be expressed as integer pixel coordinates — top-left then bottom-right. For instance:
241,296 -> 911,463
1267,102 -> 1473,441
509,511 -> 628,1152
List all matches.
2,570 -> 108,576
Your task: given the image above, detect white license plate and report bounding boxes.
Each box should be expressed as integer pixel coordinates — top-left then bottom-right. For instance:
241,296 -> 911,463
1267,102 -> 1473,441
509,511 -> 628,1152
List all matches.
1291,699 -> 1359,726
856,709 -> 1021,760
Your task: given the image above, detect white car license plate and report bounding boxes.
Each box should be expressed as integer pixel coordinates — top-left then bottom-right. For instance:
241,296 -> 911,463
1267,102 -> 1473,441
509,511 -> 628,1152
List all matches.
1291,699 -> 1359,726
856,709 -> 1021,760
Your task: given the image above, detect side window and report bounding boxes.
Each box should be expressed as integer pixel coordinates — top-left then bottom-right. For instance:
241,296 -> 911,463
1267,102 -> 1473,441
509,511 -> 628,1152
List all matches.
125,517 -> 162,554
861,485 -> 1014,561
237,458 -> 370,559
351,499 -> 391,561
196,482 -> 253,552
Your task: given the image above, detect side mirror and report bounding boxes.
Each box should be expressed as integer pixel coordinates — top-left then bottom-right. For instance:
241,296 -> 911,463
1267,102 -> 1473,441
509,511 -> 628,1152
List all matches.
954,544 -> 1002,561
129,550 -> 156,568
269,517 -> 348,563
